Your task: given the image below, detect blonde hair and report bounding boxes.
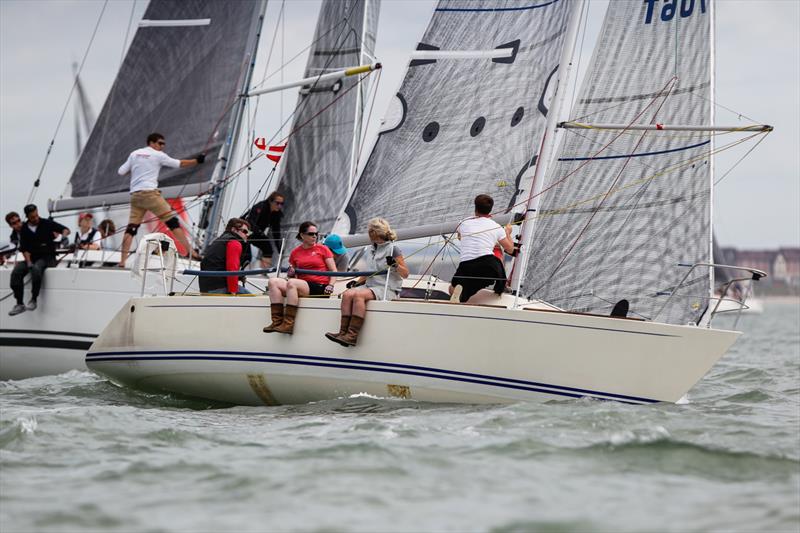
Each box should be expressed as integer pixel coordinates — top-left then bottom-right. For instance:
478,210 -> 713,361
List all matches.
367,217 -> 397,242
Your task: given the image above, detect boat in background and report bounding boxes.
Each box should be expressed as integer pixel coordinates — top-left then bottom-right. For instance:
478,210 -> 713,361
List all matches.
1,0 -> 382,380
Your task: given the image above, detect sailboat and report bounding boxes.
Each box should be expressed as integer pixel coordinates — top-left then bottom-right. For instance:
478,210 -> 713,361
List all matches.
0,0 -> 378,379
86,0 -> 771,406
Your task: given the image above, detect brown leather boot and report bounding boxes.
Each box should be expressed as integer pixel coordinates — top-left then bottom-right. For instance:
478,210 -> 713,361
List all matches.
273,304 -> 298,334
335,315 -> 364,347
262,303 -> 284,333
325,315 -> 351,345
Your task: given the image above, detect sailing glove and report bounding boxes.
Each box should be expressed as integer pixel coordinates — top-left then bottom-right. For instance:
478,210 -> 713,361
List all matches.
324,284 -> 334,295
195,153 -> 206,164
286,266 -> 296,278
346,280 -> 363,289
385,256 -> 396,267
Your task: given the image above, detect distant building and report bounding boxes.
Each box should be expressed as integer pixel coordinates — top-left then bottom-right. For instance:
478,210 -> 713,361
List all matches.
719,246 -> 800,292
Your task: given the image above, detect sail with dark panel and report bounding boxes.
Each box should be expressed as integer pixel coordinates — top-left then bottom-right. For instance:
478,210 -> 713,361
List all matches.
277,0 -> 380,232
65,0 -> 261,207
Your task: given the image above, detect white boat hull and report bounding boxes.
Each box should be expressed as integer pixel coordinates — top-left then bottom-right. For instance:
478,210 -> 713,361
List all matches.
87,295 -> 740,405
0,251 -> 205,380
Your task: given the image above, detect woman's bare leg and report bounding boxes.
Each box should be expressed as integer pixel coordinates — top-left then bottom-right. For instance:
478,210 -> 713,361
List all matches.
286,279 -> 310,306
267,277 -> 288,303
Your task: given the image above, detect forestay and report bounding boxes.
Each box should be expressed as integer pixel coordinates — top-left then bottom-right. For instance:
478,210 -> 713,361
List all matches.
337,0 -> 571,233
277,0 -> 380,232
66,0 -> 261,205
523,0 -> 713,325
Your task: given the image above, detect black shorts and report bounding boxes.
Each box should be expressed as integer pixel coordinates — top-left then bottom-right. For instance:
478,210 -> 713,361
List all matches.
306,281 -> 328,296
451,255 -> 506,302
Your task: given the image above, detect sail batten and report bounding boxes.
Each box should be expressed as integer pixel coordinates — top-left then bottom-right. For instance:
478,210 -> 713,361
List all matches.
523,0 -> 714,325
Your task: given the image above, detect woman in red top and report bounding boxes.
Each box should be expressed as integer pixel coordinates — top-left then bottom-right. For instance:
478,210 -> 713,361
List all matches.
263,221 -> 336,335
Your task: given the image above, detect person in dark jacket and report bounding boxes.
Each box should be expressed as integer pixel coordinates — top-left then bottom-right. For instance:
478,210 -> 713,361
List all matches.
244,191 -> 284,268
8,204 -> 70,316
1,211 -> 23,266
199,218 -> 252,294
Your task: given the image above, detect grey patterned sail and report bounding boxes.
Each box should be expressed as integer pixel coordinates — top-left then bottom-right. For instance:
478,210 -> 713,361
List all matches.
523,0 -> 713,325
277,0 -> 380,232
62,0 -> 261,208
338,0 -> 571,234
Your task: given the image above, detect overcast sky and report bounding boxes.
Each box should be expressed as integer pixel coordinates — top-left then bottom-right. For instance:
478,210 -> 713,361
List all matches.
1,0 -> 798,249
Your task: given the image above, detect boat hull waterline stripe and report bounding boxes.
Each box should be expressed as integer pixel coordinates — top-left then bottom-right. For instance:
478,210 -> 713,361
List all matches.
86,350 -> 659,404
146,304 -> 679,338
2,338 -> 92,350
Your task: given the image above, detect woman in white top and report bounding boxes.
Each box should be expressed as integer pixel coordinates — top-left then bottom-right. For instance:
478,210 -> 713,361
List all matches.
325,218 -> 409,347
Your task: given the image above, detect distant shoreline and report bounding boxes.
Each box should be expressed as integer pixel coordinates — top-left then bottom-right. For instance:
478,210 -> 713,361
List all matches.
762,295 -> 800,304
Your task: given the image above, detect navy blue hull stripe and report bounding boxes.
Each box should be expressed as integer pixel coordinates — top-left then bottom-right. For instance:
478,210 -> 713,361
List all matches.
147,305 -> 676,338
558,139 -> 710,162
436,0 -> 559,13
2,337 -> 92,351
0,328 -> 97,339
86,350 -> 660,404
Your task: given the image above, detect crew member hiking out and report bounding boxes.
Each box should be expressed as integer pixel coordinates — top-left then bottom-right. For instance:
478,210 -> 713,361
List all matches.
449,194 -> 517,303
8,204 -> 70,316
199,218 -> 252,295
117,132 -> 204,267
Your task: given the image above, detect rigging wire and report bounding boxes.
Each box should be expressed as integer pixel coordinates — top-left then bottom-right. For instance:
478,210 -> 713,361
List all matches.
28,0 -> 109,204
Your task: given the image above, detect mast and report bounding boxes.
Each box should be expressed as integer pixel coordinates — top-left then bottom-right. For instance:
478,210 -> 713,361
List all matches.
201,0 -> 269,251
705,0 -> 717,325
511,0 -> 586,303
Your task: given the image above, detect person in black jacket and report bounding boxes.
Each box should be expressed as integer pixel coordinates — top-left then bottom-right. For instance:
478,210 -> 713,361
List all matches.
244,191 -> 284,268
199,218 -> 252,294
8,204 -> 70,316
1,211 -> 22,266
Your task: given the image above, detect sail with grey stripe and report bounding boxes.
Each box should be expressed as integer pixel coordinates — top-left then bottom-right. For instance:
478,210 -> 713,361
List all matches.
336,0 -> 571,234
523,0 -> 713,325
276,0 -> 380,233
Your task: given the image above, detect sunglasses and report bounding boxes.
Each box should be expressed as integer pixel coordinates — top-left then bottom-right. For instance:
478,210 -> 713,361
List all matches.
237,227 -> 251,235
272,200 -> 284,206
304,232 -> 319,237
156,141 -> 166,146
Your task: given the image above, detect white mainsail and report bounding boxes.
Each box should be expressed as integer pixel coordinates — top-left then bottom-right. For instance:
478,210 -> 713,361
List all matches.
523,0 -> 714,325
337,0 -> 572,233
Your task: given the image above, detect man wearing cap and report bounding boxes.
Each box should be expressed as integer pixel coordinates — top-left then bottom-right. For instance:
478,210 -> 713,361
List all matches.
74,212 -> 101,250
117,132 -> 204,267
8,204 -> 70,316
323,234 -> 349,272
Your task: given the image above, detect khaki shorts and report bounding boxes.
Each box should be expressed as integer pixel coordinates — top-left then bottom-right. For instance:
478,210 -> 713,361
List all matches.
129,190 -> 174,224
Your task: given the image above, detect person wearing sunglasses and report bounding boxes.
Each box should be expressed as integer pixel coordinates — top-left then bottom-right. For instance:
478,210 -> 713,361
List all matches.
263,221 -> 336,334
325,217 -> 409,347
117,132 -> 205,267
199,218 -> 253,295
243,191 -> 285,269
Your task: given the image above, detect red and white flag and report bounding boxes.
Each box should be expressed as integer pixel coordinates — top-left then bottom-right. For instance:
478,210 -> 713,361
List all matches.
254,138 -> 286,163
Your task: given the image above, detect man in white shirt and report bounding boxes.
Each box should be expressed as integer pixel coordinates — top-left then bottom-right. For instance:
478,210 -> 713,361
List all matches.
450,194 -> 516,303
117,132 -> 204,266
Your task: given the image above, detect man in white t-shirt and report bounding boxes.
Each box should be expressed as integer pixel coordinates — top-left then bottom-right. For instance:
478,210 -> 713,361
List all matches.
449,194 -> 516,303
117,132 -> 204,266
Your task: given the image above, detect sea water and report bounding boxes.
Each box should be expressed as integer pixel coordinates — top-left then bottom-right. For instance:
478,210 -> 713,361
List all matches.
1,301 -> 798,532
